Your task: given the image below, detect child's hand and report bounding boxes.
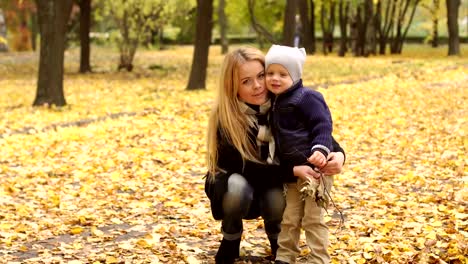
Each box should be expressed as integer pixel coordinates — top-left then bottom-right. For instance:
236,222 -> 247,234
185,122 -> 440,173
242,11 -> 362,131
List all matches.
308,151 -> 327,168
293,165 -> 320,181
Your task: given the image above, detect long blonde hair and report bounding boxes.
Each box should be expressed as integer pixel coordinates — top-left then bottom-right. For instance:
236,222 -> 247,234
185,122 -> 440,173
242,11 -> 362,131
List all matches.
207,47 -> 265,178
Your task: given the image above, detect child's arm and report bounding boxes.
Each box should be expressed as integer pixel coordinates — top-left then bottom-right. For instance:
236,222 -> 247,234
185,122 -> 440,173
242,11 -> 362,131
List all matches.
299,90 -> 334,167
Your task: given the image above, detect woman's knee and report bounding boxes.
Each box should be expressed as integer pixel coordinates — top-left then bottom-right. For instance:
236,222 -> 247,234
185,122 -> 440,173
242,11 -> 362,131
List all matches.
263,188 -> 286,221
223,174 -> 253,214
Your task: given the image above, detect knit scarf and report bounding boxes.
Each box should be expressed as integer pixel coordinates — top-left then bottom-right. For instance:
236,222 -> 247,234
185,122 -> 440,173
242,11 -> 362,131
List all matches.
239,99 -> 277,165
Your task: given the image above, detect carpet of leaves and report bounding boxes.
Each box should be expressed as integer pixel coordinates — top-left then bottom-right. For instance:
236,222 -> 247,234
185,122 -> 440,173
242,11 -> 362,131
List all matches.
0,45 -> 467,264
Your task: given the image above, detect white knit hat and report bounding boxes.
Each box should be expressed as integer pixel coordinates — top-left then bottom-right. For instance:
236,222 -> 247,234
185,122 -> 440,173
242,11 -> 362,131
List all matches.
265,44 -> 306,83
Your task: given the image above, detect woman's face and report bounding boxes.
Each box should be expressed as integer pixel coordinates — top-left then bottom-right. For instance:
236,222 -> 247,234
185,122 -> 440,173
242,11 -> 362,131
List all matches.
237,60 -> 268,105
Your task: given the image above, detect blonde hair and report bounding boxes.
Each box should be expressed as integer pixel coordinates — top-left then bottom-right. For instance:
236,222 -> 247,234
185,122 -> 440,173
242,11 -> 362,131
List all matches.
207,47 -> 265,178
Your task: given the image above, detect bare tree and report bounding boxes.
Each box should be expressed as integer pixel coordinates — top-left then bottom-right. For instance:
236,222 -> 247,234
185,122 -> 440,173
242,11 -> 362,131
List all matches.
34,0 -> 73,107
389,0 -> 421,54
375,0 -> 397,54
186,0 -> 213,90
446,0 -> 461,55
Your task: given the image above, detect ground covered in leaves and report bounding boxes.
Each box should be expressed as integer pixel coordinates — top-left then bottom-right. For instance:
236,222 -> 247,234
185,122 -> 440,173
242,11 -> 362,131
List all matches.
0,45 -> 467,264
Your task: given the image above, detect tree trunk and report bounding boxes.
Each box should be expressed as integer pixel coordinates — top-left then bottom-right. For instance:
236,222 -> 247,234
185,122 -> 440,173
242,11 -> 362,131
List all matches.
432,17 -> 439,47
283,0 -> 298,46
431,0 -> 440,47
446,0 -> 460,55
298,0 -> 314,53
338,0 -> 349,56
0,8 -> 7,52
364,0 -> 376,56
320,1 -> 336,55
34,0 -> 73,107
79,0 -> 92,73
31,11 -> 38,51
390,0 -> 420,54
355,5 -> 366,56
218,0 -> 228,54
310,0 -> 316,53
186,0 -> 213,90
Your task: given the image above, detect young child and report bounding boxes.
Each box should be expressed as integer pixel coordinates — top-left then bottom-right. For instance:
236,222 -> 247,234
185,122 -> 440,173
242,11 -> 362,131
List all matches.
265,44 -> 334,264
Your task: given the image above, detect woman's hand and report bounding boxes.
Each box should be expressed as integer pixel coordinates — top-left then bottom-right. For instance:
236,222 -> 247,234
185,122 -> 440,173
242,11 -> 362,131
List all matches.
293,165 -> 320,181
320,152 -> 345,176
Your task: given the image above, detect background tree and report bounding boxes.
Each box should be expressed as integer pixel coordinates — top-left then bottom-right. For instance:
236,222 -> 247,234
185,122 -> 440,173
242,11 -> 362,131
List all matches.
375,0 -> 397,54
76,0 -> 92,73
389,0 -> 421,54
283,0 -> 298,46
186,0 -> 213,90
446,0 -> 460,55
34,0 -> 73,107
421,0 -> 441,47
248,0 -> 280,45
0,0 -> 36,51
97,0 -> 166,71
338,0 -> 350,56
364,0 -> 376,56
0,8 -> 7,51
169,0 -> 197,44
218,0 -> 228,54
320,0 -> 336,54
298,0 -> 316,53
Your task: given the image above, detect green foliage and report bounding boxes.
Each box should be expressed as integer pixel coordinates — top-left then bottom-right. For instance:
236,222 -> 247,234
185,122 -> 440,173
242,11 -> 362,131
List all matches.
167,0 -> 196,43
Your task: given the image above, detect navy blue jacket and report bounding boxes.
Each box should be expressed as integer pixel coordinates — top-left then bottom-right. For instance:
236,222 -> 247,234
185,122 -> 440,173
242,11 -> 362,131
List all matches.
271,80 -> 333,167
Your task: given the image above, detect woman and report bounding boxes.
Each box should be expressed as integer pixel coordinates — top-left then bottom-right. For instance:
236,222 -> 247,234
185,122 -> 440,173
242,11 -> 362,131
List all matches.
205,47 -> 345,264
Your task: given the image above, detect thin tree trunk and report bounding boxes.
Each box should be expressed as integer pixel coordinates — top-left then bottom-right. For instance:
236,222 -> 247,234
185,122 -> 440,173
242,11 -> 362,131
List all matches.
283,0 -> 298,46
186,0 -> 213,90
390,0 -> 420,54
30,11 -> 38,51
0,9 -> 7,52
355,5 -> 366,56
446,0 -> 460,55
338,0 -> 349,57
364,0 -> 376,56
298,0 -> 314,53
218,0 -> 228,54
310,0 -> 316,53
320,1 -> 335,55
248,0 -> 276,43
34,0 -> 73,107
431,0 -> 440,47
398,0 -> 420,53
79,0 -> 92,73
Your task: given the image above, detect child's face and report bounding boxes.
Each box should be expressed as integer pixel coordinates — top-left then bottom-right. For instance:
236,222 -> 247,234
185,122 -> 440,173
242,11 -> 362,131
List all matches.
265,64 -> 293,95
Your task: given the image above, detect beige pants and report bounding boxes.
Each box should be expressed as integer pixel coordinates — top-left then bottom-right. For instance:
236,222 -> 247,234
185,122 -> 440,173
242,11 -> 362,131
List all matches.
276,178 -> 332,264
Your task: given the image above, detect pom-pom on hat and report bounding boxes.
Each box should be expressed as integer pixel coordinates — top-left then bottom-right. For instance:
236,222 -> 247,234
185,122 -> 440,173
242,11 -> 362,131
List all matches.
265,44 -> 306,83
